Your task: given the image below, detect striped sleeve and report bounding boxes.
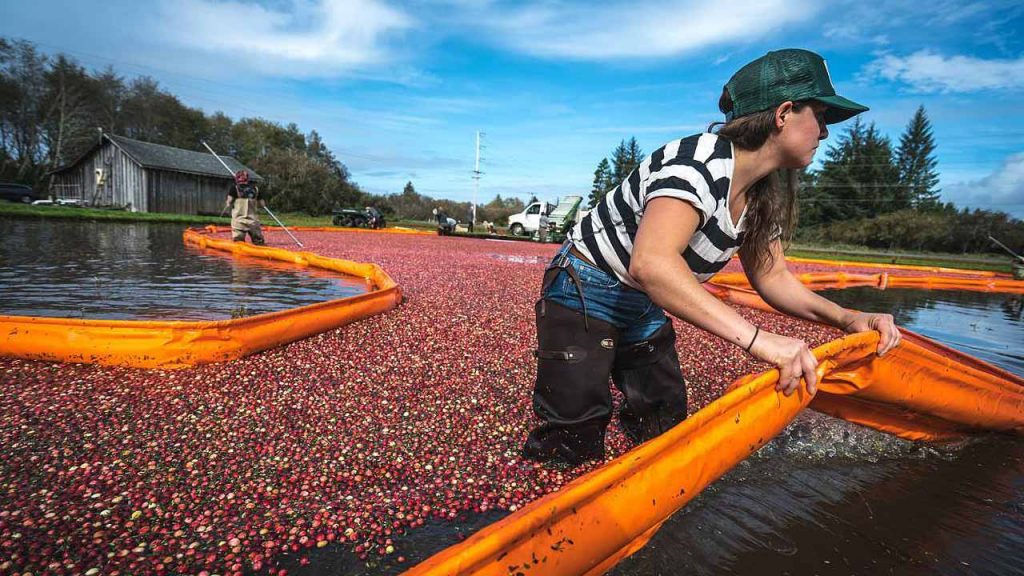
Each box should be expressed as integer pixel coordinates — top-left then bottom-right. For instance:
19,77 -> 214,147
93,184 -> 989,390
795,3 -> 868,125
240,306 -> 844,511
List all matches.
643,162 -> 718,227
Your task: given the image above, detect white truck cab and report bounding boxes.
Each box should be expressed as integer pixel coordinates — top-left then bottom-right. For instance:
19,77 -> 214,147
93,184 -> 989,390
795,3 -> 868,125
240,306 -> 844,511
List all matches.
507,201 -> 553,237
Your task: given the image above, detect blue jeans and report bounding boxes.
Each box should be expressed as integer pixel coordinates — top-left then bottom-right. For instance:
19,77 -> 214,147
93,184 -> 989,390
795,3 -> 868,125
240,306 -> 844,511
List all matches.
542,243 -> 668,344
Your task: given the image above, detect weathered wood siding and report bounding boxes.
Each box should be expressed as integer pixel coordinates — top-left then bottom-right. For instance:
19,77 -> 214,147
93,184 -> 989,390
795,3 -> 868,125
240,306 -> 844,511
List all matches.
146,171 -> 231,215
50,141 -> 147,211
51,139 -> 236,214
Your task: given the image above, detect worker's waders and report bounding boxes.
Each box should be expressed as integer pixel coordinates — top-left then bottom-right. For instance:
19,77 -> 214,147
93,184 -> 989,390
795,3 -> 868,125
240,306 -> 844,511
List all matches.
523,242 -> 688,466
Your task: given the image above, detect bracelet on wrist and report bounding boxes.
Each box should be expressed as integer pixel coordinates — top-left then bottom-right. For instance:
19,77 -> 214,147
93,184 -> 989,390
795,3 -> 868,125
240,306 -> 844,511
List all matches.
744,326 -> 760,353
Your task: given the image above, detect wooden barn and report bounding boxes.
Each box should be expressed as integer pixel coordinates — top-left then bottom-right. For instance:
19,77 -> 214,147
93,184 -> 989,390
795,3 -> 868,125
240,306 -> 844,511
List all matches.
49,133 -> 259,214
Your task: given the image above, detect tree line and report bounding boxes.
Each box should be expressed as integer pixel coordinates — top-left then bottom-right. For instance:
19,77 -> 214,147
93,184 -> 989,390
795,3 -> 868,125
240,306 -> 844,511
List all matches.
382,181 -> 525,225
4,37 -> 1020,249
0,38 -> 367,215
800,107 -> 1022,253
0,37 -> 533,223
587,108 -> 1022,254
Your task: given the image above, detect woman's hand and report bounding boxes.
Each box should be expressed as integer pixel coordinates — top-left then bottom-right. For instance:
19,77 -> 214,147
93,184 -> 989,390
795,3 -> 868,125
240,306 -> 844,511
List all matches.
749,331 -> 819,397
842,311 -> 901,357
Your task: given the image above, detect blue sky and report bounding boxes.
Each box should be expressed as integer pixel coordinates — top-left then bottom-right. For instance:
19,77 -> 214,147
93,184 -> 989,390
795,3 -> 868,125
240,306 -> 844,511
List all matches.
2,0 -> 1022,216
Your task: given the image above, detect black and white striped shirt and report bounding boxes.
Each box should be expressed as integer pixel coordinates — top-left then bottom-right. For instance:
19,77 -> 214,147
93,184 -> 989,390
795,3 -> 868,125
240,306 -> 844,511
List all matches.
569,133 -> 745,288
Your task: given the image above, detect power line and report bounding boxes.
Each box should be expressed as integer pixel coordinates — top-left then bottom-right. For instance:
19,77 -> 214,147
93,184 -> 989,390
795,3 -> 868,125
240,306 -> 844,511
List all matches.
799,198 -> 1024,205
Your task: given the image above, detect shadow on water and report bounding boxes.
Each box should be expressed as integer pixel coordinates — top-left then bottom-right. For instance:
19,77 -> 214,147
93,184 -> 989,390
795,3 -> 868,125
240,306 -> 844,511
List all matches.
611,414 -> 1024,576
272,417 -> 1024,576
0,217 -> 369,320
269,510 -> 511,576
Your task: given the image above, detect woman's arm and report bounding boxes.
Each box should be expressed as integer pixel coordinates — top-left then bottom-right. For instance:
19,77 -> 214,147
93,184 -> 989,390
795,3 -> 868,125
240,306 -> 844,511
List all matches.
630,197 -> 819,396
741,239 -> 901,356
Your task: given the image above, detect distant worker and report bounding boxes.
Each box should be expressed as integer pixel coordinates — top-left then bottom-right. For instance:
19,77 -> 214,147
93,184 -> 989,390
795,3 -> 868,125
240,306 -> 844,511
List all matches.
538,205 -> 549,243
433,207 -> 456,236
225,170 -> 265,245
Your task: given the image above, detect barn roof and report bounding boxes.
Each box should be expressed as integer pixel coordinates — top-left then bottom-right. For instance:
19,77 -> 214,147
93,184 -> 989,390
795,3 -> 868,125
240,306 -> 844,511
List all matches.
52,134 -> 260,180
107,135 -> 261,180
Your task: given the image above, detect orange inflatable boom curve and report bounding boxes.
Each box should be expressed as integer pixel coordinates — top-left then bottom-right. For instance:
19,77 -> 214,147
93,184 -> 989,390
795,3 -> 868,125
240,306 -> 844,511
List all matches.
0,228 -> 401,369
406,332 -> 1024,576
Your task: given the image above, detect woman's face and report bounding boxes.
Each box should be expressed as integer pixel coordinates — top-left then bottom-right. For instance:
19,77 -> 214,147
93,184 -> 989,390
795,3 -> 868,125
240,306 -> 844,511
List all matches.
776,101 -> 829,168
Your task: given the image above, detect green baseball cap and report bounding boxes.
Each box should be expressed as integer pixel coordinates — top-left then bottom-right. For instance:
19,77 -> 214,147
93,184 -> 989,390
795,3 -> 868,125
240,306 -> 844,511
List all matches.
722,48 -> 868,125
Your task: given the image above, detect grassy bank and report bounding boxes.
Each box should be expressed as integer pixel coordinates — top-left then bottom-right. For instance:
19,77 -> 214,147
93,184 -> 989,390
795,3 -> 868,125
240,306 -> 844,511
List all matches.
786,243 -> 1013,273
0,203 -> 438,231
0,202 -> 232,225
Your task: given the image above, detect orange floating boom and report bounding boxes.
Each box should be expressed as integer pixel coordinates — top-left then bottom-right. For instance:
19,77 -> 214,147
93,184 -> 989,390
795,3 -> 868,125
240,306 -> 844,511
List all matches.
0,228 -> 402,369
406,332 -> 1024,576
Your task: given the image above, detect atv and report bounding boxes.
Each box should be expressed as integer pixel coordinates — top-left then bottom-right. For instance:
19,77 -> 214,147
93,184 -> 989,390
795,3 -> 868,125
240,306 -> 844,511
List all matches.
332,207 -> 386,229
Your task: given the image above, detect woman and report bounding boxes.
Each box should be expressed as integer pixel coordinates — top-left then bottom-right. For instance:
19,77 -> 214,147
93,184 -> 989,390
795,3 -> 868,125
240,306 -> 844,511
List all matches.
524,49 -> 901,466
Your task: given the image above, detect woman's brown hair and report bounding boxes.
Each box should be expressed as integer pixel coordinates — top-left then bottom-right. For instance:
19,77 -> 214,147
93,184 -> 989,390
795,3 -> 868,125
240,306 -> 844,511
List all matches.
711,89 -> 801,274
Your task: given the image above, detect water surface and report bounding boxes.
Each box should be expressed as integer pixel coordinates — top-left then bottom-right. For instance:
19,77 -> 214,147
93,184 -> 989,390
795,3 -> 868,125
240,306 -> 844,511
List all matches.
821,287 -> 1023,376
0,217 -> 370,320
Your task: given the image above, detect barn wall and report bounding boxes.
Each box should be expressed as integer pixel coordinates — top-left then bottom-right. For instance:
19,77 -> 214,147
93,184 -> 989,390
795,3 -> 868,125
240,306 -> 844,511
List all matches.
146,170 -> 233,215
50,141 -> 146,211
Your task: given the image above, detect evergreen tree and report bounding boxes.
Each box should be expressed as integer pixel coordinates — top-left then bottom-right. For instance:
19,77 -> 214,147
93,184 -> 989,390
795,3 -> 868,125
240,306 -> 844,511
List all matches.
611,137 -> 643,184
896,105 -> 940,209
588,157 -> 612,208
795,169 -> 835,228
812,118 -> 902,221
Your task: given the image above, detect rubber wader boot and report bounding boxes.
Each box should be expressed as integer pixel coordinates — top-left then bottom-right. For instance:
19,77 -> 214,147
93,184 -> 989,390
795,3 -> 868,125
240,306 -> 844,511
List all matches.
523,298 -> 619,465
612,321 -> 688,444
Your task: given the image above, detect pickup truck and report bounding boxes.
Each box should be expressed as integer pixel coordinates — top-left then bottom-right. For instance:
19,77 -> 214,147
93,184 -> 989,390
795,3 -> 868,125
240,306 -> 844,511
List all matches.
507,197 -> 586,241
507,201 -> 554,237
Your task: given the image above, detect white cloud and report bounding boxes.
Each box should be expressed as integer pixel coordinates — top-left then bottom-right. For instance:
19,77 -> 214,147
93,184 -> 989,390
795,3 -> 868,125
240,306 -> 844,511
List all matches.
157,0 -> 414,75
441,0 -> 821,60
864,50 -> 1024,93
944,153 -> 1024,218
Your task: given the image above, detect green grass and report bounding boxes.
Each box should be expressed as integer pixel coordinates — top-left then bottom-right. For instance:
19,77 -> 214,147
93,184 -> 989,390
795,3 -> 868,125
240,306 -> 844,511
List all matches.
0,203 -> 441,231
786,244 -> 1013,273
0,201 -> 232,225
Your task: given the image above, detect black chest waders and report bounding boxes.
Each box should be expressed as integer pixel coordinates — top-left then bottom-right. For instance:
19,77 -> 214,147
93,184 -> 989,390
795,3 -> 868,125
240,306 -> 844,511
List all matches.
523,246 -> 689,465
611,322 -> 688,444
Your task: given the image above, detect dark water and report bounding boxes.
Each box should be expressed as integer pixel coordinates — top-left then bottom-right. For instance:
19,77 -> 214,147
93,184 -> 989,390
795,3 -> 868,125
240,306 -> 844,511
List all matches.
611,416 -> 1023,576
0,217 -> 370,320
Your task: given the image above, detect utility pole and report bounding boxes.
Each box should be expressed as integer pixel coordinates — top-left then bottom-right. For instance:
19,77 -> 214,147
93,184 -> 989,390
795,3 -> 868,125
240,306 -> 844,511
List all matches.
473,131 -> 485,227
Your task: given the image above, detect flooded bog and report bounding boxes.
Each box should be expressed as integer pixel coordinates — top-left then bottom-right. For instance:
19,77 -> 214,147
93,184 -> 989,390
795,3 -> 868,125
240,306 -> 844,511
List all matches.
0,217 -> 370,320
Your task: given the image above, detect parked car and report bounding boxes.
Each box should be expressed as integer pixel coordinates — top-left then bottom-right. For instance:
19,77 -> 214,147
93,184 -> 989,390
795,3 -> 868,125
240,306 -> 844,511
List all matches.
33,198 -> 82,207
0,183 -> 37,204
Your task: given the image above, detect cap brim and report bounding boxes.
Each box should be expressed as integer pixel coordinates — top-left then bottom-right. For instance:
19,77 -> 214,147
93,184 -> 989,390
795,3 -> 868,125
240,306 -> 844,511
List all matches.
814,94 -> 869,124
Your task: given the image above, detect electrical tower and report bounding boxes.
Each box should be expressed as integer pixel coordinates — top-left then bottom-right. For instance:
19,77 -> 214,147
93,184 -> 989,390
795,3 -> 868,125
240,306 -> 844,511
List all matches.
473,131 -> 485,225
